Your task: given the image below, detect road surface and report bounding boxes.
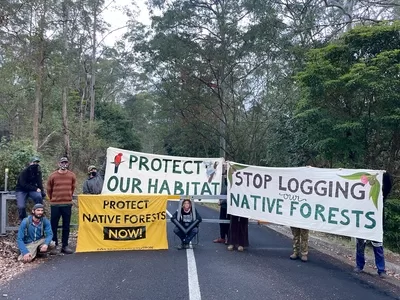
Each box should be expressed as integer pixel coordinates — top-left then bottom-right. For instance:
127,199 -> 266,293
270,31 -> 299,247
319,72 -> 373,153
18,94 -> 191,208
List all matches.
1,202 -> 399,300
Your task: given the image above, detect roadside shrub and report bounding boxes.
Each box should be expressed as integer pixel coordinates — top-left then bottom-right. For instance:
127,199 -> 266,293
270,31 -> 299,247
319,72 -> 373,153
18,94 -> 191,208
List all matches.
384,199 -> 400,253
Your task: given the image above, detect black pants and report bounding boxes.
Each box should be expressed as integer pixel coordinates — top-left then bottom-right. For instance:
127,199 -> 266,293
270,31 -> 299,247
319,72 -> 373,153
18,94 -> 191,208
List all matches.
219,206 -> 230,239
51,205 -> 72,247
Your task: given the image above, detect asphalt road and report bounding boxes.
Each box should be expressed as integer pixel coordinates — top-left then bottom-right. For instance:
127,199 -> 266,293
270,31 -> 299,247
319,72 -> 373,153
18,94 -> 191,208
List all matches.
1,202 -> 399,300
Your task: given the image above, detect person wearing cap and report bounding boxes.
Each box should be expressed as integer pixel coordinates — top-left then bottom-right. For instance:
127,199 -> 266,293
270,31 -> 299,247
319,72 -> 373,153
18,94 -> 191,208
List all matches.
15,156 -> 46,221
46,157 -> 76,254
82,165 -> 104,194
17,203 -> 53,263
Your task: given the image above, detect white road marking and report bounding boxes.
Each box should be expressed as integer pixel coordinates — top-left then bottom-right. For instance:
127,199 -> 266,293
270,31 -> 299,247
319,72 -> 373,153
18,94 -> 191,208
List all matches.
166,210 -> 172,217
186,247 -> 201,300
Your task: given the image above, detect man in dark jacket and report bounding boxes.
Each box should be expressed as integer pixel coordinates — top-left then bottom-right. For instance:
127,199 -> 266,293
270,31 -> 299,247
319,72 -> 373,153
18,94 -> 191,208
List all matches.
82,165 -> 104,194
15,157 -> 45,221
354,172 -> 393,278
172,199 -> 202,249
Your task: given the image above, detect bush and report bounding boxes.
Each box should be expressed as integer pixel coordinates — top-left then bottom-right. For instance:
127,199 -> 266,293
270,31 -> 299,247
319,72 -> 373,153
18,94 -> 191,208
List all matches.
0,138 -> 53,191
0,139 -> 37,190
384,199 -> 400,253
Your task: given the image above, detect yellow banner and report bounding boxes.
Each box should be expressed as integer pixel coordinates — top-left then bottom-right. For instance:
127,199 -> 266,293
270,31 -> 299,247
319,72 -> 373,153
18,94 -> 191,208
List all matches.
76,194 -> 170,252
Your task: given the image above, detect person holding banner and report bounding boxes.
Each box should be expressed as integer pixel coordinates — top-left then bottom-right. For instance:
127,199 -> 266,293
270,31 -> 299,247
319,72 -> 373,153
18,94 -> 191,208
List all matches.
227,215 -> 249,252
289,227 -> 309,262
354,172 -> 393,278
213,169 -> 230,244
171,199 -> 202,249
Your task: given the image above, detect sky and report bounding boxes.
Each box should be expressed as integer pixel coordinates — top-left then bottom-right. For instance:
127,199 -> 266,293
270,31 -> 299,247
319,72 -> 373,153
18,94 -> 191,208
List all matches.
101,0 -> 151,46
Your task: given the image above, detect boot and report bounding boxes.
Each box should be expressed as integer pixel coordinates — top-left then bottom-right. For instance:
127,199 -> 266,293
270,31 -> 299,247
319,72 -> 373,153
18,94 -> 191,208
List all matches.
290,253 -> 299,260
61,246 -> 74,254
300,255 -> 308,262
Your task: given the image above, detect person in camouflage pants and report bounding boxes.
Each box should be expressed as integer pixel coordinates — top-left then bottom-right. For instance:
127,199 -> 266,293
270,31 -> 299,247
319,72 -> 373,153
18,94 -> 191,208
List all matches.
290,227 -> 309,262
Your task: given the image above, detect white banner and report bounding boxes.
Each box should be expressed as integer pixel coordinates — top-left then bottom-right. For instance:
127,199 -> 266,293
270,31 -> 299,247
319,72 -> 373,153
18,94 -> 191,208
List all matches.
227,163 -> 384,242
102,147 -> 224,196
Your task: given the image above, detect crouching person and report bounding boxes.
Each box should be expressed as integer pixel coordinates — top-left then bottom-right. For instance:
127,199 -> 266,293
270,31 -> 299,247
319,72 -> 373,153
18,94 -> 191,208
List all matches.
17,204 -> 53,263
171,199 -> 202,250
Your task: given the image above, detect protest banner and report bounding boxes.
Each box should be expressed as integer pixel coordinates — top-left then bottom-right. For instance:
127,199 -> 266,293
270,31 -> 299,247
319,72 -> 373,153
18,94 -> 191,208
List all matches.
227,163 -> 384,242
101,147 -> 224,196
76,194 -> 174,252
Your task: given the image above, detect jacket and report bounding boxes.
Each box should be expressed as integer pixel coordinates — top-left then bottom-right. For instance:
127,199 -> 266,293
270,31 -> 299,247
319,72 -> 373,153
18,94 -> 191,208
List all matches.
172,208 -> 202,227
15,165 -> 44,193
82,175 -> 104,194
17,216 -> 53,255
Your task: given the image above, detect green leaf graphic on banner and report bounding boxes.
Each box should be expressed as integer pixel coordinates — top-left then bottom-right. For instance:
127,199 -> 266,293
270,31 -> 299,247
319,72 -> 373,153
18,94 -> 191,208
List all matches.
228,163 -> 248,188
339,172 -> 381,209
369,181 -> 380,209
339,172 -> 371,180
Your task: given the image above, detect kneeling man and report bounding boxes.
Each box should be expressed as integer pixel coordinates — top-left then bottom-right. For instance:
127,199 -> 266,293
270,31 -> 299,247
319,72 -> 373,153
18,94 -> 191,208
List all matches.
17,204 -> 53,262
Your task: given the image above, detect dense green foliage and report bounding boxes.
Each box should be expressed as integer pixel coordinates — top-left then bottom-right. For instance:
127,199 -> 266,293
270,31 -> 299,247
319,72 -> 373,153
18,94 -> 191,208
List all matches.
0,0 -> 399,251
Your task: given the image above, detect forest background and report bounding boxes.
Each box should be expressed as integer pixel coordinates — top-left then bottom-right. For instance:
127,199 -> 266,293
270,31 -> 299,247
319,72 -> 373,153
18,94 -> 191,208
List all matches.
0,0 -> 399,251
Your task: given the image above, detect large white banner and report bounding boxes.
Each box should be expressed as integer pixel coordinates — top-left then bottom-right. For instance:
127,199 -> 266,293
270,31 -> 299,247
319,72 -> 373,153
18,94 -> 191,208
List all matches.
102,147 -> 224,196
227,163 -> 384,242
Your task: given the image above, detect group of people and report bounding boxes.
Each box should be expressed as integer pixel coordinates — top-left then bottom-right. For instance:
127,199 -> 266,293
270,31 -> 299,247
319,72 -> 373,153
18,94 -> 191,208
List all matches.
16,156 -> 394,279
174,169 -> 394,279
16,157 -> 103,262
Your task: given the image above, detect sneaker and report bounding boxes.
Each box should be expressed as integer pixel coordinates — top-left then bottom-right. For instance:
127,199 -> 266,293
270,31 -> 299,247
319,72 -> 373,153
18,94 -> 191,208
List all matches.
289,253 -> 299,260
378,272 -> 387,279
177,244 -> 184,250
353,267 -> 363,273
213,238 -> 225,243
227,245 -> 234,251
237,246 -> 244,252
61,246 -> 74,254
300,255 -> 308,262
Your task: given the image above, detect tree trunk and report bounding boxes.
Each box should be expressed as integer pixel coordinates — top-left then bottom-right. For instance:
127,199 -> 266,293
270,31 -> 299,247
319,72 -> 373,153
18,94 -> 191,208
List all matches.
62,86 -> 71,158
61,0 -> 71,158
90,3 -> 97,127
33,1 -> 47,152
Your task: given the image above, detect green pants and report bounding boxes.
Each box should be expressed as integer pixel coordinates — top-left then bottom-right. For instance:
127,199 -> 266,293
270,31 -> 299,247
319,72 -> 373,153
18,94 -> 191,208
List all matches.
291,227 -> 309,256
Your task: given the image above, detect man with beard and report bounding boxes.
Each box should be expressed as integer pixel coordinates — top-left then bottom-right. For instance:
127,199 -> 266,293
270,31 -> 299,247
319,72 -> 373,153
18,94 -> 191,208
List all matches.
15,157 -> 46,221
47,157 -> 76,254
17,204 -> 53,263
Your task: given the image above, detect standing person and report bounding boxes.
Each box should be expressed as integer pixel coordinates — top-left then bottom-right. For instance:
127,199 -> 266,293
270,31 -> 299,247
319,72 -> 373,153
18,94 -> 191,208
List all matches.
289,227 -> 309,262
82,165 -> 104,194
15,157 -> 45,221
213,170 -> 230,244
354,172 -> 393,278
16,204 -> 53,263
46,157 -> 76,254
227,215 -> 249,252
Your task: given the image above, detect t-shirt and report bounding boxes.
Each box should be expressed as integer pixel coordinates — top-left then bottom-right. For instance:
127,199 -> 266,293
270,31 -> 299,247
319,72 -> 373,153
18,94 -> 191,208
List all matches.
181,210 -> 193,227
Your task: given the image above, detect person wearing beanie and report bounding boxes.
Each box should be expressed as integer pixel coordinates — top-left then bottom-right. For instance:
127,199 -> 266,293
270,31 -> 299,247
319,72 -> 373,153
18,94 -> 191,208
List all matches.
16,203 -> 53,263
15,156 -> 45,221
46,157 -> 76,254
82,165 -> 104,194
